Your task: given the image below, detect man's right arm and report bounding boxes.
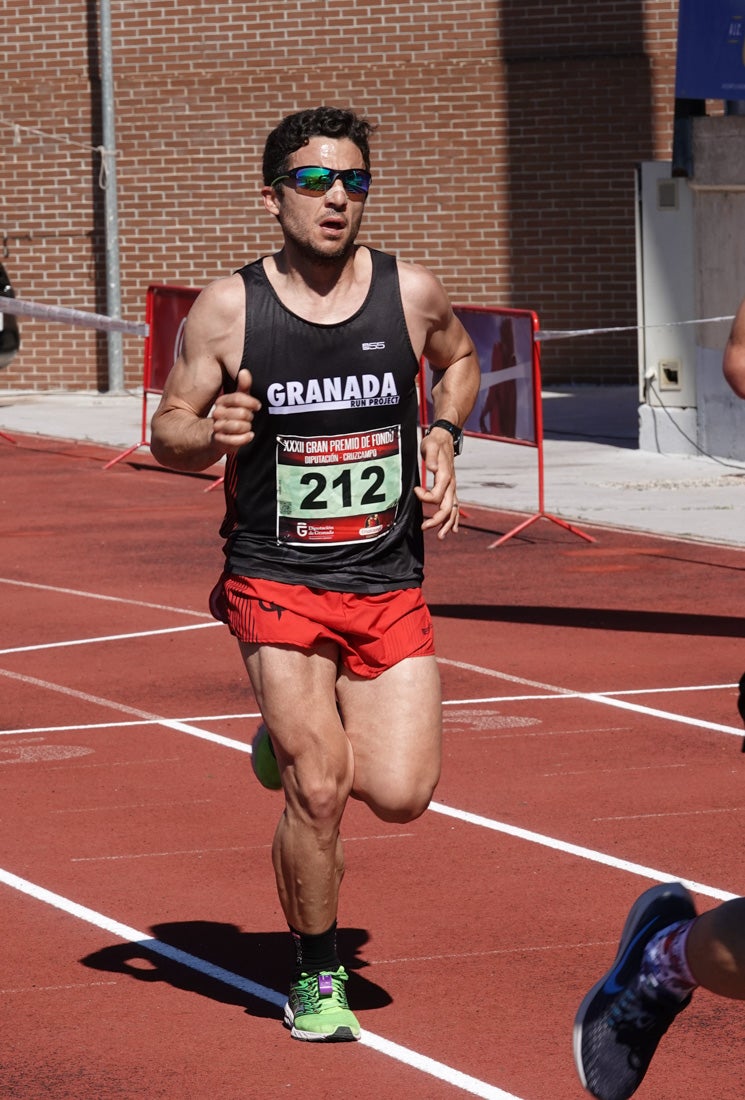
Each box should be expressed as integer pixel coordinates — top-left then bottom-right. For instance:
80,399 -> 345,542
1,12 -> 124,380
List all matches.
150,276 -> 261,472
723,297 -> 745,399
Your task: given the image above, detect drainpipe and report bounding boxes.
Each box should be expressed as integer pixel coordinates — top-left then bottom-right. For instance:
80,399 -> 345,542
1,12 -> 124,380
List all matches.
99,0 -> 124,392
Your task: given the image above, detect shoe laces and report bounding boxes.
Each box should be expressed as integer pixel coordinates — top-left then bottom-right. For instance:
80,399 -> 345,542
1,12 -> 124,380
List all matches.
609,983 -> 658,1033
608,974 -> 678,1040
293,968 -> 350,1013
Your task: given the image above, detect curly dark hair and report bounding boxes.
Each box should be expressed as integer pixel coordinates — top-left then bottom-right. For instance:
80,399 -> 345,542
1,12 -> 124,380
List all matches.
262,106 -> 375,187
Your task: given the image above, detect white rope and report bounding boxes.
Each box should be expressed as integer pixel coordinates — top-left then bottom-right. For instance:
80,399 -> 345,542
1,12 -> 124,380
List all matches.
0,117 -> 103,154
97,146 -> 111,189
1,119 -> 115,190
0,296 -> 147,338
537,315 -> 735,341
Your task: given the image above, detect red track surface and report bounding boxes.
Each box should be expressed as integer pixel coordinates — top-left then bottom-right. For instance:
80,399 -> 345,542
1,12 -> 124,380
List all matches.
2,434 -> 745,1099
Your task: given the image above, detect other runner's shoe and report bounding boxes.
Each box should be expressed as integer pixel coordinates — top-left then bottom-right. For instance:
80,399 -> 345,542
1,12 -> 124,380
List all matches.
573,881 -> 697,1100
250,724 -> 281,790
737,671 -> 745,752
284,966 -> 361,1042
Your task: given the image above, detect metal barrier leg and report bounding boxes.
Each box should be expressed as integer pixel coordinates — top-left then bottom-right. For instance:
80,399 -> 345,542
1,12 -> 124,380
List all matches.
103,440 -> 147,468
488,510 -> 596,548
203,475 -> 224,493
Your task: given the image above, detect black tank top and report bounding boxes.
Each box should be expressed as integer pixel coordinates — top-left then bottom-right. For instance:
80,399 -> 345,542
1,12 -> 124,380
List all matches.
219,247 -> 424,593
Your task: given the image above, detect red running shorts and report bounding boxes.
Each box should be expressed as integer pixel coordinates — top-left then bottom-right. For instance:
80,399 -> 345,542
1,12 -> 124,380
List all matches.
209,573 -> 435,679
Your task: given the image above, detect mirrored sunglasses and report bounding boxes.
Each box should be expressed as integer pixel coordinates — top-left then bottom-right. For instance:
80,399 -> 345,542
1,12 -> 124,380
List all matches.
270,166 -> 372,196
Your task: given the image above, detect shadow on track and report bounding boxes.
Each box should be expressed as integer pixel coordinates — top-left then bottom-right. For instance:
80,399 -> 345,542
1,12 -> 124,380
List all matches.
429,603 -> 745,639
80,922 -> 392,1023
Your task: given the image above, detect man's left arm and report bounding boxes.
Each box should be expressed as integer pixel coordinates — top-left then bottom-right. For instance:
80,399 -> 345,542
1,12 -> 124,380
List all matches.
723,296 -> 745,398
399,262 -> 481,538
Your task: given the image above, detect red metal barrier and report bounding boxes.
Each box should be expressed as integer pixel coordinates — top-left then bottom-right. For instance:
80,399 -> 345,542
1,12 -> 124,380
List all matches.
420,305 -> 594,546
104,283 -> 201,469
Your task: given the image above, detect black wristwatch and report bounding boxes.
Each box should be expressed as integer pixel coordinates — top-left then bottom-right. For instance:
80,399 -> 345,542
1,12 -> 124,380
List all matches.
425,418 -> 464,456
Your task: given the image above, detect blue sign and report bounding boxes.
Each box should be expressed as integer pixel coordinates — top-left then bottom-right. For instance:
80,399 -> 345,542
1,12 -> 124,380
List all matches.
676,0 -> 745,99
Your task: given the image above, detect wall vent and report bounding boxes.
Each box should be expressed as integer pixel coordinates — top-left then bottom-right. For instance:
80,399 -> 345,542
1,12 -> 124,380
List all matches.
657,178 -> 678,210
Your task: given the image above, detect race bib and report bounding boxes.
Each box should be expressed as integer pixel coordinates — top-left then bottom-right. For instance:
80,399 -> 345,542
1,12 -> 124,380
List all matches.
276,426 -> 402,545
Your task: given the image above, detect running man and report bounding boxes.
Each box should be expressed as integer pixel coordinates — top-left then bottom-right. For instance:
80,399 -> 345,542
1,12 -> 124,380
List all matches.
573,298 -> 745,1097
150,106 -> 480,1042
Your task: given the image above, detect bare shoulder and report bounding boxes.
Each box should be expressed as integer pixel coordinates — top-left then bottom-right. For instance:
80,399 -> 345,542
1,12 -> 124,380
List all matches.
179,272 -> 246,371
395,258 -> 456,357
188,271 -> 245,328
153,272 -> 246,415
396,257 -> 450,314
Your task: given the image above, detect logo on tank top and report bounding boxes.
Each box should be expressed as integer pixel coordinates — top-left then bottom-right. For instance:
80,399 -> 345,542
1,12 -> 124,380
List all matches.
266,372 -> 400,414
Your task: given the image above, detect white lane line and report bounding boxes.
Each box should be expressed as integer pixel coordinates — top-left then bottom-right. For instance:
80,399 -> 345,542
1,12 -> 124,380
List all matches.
443,683 -> 737,704
437,658 -> 575,696
0,669 -> 252,753
592,684 -> 737,697
0,711 -> 261,737
0,721 -> 162,736
429,800 -> 739,903
1,667 -> 742,900
1,686 -> 736,737
1,980 -> 118,995
2,666 -> 740,893
361,1031 -> 522,1099
1,668 -> 739,902
0,576 -> 213,618
0,867 -> 523,1100
437,658 -> 745,739
70,833 -> 416,864
70,845 -> 257,863
373,939 -> 614,967
581,691 -> 744,737
595,807 -> 744,822
0,866 -> 285,1009
2,664 -> 741,1094
0,621 -> 221,656
2,589 -> 739,1094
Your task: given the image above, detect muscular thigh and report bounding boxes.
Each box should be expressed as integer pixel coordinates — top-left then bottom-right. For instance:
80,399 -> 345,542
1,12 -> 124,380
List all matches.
335,655 -> 442,812
239,641 -> 344,759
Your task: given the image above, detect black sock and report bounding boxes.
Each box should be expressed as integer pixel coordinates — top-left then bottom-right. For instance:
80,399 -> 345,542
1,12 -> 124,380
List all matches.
290,921 -> 340,977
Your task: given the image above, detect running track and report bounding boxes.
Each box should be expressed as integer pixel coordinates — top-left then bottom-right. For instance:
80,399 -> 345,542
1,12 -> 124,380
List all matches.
2,433 -> 744,1099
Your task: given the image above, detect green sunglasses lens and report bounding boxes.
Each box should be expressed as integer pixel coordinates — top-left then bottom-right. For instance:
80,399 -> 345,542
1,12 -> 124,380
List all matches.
292,167 -> 371,195
343,171 -> 371,194
294,167 -> 332,191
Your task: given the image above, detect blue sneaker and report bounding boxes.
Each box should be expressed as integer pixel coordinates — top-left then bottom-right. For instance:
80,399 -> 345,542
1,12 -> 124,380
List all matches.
250,724 -> 281,790
573,882 -> 697,1100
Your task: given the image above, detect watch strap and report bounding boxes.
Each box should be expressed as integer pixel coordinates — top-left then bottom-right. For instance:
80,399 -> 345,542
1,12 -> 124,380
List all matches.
426,418 -> 463,454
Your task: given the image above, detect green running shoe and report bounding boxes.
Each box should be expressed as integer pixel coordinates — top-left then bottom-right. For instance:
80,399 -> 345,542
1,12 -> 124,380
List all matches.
250,724 -> 281,790
284,967 -> 361,1042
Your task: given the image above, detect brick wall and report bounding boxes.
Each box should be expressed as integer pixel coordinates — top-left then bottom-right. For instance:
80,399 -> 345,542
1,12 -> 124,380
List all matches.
4,0 -> 679,391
